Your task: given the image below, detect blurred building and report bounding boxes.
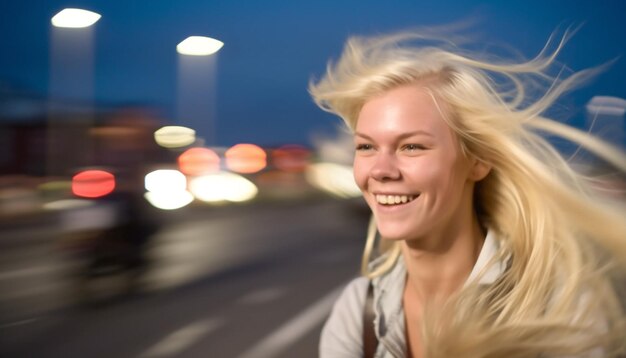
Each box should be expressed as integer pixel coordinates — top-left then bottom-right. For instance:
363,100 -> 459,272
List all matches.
0,82 -> 168,179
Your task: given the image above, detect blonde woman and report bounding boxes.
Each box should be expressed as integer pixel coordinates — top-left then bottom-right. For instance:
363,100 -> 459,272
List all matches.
309,29 -> 626,358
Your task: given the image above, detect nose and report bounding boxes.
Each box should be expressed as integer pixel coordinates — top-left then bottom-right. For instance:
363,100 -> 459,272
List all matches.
370,153 -> 400,181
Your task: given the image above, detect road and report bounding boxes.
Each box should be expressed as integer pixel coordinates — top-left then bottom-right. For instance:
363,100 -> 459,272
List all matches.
0,197 -> 370,358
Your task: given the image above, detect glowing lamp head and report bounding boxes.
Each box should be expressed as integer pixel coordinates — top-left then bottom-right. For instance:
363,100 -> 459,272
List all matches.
72,170 -> 115,198
51,8 -> 101,28
177,36 -> 224,56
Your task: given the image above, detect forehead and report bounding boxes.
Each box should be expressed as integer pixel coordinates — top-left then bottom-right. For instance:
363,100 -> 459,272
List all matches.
356,85 -> 453,139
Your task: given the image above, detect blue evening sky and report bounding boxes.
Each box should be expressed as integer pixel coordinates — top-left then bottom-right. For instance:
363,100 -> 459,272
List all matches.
0,0 -> 624,147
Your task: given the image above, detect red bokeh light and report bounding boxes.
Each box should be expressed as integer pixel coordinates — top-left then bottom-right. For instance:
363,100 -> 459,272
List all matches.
72,170 -> 116,198
225,144 -> 267,174
271,145 -> 311,172
178,147 -> 220,176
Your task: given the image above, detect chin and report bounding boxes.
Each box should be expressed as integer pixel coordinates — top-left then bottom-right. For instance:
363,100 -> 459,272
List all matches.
377,225 -> 417,241
380,234 -> 407,242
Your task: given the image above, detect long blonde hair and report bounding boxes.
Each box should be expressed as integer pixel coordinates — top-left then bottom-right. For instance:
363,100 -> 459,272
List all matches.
309,28 -> 626,357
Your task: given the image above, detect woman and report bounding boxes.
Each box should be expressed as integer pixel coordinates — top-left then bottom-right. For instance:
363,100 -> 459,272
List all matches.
309,29 -> 626,358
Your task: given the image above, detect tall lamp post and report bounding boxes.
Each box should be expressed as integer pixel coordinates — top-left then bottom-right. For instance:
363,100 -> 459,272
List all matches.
176,36 -> 223,146
585,96 -> 626,149
48,8 -> 101,176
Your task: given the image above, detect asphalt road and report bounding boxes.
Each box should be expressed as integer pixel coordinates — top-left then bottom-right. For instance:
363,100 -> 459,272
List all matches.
1,197 -> 370,358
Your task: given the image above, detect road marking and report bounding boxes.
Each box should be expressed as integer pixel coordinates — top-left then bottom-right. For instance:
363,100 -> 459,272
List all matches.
0,317 -> 37,329
0,265 -> 63,281
238,286 -> 286,305
236,283 -> 345,358
139,318 -> 222,357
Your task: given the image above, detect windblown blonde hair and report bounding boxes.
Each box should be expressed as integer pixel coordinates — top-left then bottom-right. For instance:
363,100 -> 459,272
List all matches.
309,28 -> 626,357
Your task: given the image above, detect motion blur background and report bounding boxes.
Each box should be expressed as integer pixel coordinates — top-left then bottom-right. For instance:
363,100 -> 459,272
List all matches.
1,1 -> 625,357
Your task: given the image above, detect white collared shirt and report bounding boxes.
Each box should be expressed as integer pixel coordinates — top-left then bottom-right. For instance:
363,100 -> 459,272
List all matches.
319,230 -> 505,358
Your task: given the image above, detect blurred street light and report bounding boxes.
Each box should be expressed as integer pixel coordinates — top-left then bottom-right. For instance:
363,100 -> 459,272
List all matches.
306,163 -> 361,199
176,36 -> 224,56
189,172 -> 258,203
272,145 -> 311,172
51,8 -> 101,28
145,169 -> 187,193
176,36 -> 222,146
225,143 -> 267,174
154,126 -> 197,148
48,8 -> 100,176
585,96 -> 626,150
72,169 -> 115,198
144,169 -> 193,210
178,147 -> 221,176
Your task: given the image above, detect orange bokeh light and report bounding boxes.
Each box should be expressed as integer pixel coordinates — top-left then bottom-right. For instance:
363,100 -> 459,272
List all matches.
225,144 -> 267,174
178,147 -> 220,176
72,170 -> 116,198
271,145 -> 311,172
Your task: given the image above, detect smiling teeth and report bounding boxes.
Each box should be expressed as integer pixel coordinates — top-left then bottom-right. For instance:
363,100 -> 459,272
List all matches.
375,194 -> 415,205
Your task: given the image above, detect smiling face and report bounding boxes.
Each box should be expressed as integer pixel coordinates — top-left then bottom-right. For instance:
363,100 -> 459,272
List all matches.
354,84 -> 485,244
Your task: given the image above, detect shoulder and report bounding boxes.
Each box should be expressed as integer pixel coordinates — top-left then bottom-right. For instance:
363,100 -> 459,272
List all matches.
319,276 -> 369,358
335,276 -> 370,311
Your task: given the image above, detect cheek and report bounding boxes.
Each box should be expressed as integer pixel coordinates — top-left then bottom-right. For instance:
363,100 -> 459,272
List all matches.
402,158 -> 442,185
403,155 -> 466,194
352,158 -> 369,190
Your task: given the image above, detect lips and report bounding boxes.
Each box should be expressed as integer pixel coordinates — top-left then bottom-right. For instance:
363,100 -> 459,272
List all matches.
374,194 -> 418,205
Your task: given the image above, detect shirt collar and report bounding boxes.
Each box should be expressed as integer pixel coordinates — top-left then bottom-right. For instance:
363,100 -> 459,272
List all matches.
465,229 -> 506,285
373,230 -> 506,357
374,228 -> 505,290
372,229 -> 506,338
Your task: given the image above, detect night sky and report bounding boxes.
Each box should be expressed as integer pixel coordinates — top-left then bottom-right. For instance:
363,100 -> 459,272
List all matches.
1,0 -> 625,147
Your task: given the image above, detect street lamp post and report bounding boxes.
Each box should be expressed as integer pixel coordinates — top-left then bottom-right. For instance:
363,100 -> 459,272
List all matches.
176,36 -> 223,146
47,8 -> 101,176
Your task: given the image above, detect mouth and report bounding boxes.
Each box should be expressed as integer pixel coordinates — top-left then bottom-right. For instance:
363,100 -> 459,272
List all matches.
374,193 -> 418,206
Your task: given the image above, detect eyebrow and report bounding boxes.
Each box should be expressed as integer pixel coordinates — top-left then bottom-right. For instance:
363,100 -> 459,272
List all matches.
354,130 -> 433,141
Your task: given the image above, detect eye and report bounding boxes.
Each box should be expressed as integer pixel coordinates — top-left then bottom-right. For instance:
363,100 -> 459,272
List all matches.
355,143 -> 374,151
402,143 -> 426,151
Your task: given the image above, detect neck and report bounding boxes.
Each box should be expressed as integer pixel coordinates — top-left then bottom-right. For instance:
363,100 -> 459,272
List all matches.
401,213 -> 485,303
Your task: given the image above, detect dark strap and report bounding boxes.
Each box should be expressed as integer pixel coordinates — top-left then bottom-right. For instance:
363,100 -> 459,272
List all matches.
363,280 -> 378,358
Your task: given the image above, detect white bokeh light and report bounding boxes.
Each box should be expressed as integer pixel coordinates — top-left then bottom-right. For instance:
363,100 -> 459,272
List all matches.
177,36 -> 224,56
51,8 -> 101,28
154,126 -> 196,148
144,169 -> 193,210
306,163 -> 361,199
189,172 -> 258,203
145,170 -> 187,193
144,191 -> 194,210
